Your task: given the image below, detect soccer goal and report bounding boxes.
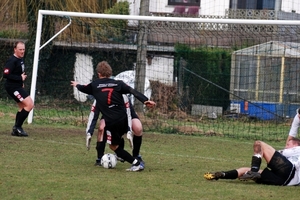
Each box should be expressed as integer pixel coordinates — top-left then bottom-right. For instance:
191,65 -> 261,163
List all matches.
29,9 -> 300,141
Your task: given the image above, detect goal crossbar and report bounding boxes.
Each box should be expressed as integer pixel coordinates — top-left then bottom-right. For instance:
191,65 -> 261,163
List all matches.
38,10 -> 300,25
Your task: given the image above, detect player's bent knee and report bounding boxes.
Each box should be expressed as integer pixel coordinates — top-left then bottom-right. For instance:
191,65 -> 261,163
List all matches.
132,119 -> 143,136
23,97 -> 34,111
109,144 -> 118,151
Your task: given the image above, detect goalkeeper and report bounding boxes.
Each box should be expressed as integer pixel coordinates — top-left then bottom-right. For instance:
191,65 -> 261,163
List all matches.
86,95 -> 145,168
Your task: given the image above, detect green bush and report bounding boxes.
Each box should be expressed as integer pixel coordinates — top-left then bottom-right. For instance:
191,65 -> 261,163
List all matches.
96,1 -> 130,43
175,44 -> 232,110
0,30 -> 28,39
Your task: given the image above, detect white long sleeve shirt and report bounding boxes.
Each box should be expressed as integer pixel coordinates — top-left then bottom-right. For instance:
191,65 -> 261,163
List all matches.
288,114 -> 300,138
280,146 -> 300,185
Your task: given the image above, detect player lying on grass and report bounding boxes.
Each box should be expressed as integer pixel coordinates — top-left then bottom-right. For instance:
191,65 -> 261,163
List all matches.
71,61 -> 155,171
86,95 -> 145,168
204,138 -> 300,186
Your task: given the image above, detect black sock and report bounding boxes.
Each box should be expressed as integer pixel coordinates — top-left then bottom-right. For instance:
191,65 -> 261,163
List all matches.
251,155 -> 261,172
132,135 -> 142,157
14,111 -> 20,126
15,109 -> 29,127
223,170 -> 238,179
96,141 -> 106,160
114,146 -> 138,165
119,138 -> 125,150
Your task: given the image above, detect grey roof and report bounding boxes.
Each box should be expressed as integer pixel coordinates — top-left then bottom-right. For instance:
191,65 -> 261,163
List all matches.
233,41 -> 300,57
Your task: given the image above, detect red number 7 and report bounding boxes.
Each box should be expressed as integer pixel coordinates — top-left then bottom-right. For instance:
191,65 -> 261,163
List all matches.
102,88 -> 113,104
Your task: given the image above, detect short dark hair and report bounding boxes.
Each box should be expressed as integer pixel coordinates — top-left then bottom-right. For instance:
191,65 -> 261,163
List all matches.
290,138 -> 300,146
14,41 -> 25,48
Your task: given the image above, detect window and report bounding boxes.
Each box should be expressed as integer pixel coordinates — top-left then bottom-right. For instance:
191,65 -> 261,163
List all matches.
168,0 -> 200,7
230,0 -> 277,10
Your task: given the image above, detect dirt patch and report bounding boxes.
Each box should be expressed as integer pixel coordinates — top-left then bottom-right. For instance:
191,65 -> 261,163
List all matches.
175,125 -> 203,135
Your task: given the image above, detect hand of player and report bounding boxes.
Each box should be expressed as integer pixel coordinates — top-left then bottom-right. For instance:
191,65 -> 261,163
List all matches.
127,131 -> 134,149
144,100 -> 156,108
21,72 -> 27,81
70,81 -> 78,87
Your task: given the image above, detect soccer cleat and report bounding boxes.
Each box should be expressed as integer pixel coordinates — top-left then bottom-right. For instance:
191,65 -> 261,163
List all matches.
11,131 -> 19,137
11,126 -> 20,136
94,159 -> 102,166
17,127 -> 28,137
135,155 -> 145,168
126,164 -> 144,172
204,172 -> 224,180
86,133 -> 92,150
239,171 -> 261,181
11,126 -> 28,137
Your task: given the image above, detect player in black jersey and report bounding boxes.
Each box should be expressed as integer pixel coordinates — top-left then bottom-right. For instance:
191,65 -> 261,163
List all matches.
86,96 -> 146,169
71,61 -> 155,171
3,41 -> 34,137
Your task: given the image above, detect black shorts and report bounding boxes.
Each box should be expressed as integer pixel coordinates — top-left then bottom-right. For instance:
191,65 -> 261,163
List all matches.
105,117 -> 128,145
102,108 -> 138,120
5,86 -> 29,103
256,151 -> 295,185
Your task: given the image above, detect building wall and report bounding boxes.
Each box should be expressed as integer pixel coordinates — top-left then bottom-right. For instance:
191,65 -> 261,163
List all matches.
123,0 -> 300,16
145,56 -> 174,85
281,0 -> 300,13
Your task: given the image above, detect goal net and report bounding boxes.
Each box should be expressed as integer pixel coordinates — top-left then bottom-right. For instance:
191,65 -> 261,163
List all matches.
28,8 -> 300,141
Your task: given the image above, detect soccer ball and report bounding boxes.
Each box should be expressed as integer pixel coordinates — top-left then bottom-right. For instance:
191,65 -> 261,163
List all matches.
101,153 -> 117,169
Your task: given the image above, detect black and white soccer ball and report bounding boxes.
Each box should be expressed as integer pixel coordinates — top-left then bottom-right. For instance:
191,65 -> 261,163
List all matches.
101,153 -> 117,169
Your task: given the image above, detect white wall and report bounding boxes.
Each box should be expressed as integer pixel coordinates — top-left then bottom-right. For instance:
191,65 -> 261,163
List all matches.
127,0 -> 140,15
200,0 -> 229,16
281,0 -> 300,13
149,0 -> 171,13
73,53 -> 94,102
146,56 -> 174,85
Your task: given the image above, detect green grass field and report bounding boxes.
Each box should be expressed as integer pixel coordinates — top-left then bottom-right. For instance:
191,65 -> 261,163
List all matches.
0,117 -> 299,200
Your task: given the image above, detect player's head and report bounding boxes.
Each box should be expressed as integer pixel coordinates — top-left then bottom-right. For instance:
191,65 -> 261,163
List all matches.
13,41 -> 25,58
286,138 -> 300,149
96,61 -> 112,78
